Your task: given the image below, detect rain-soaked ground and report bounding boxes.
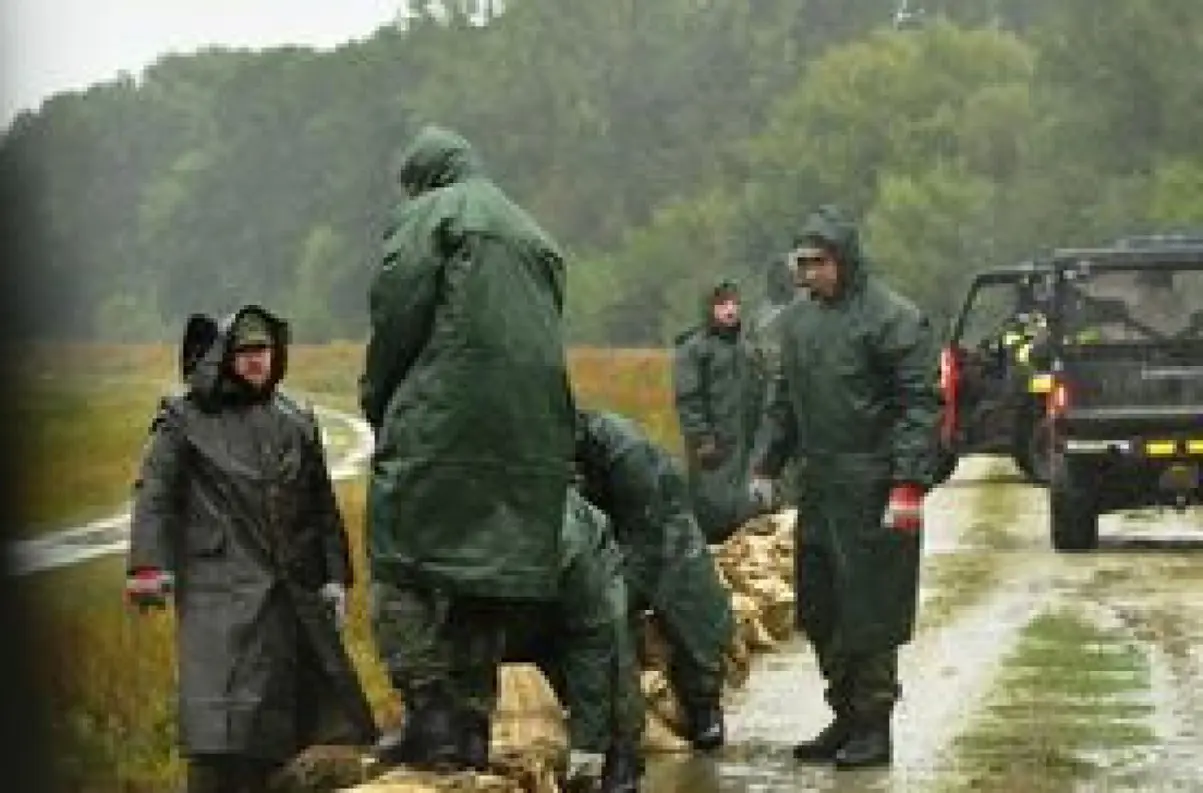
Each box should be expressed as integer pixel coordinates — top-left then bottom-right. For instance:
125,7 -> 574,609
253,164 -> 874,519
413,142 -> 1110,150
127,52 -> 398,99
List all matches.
637,455 -> 1203,793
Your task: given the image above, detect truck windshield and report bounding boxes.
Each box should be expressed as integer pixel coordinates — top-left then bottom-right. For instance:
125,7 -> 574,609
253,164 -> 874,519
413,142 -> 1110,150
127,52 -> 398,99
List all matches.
1061,264 -> 1203,342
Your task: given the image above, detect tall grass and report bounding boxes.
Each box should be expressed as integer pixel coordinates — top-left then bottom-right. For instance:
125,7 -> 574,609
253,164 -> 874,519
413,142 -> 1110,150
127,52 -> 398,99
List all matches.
22,343 -> 681,792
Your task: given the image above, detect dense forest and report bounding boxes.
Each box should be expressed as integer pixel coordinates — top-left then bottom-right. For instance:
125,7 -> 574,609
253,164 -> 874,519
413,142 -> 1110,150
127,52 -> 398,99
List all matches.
3,0 -> 1201,345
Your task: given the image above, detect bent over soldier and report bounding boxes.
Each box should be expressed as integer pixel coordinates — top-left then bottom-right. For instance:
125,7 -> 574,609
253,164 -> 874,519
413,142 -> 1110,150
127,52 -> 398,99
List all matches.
575,408 -> 734,751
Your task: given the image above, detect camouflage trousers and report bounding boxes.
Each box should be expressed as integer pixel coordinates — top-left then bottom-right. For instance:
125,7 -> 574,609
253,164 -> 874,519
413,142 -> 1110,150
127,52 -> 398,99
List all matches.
370,582 -> 541,722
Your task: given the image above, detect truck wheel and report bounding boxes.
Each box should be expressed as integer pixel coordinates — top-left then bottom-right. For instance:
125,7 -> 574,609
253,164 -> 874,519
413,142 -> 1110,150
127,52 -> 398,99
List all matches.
932,448 -> 959,486
1050,454 -> 1099,552
1016,417 -> 1052,485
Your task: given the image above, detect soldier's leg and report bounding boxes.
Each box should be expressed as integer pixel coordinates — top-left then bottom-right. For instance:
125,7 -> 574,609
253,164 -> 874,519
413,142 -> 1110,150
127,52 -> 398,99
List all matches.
835,647 -> 898,769
185,754 -> 277,793
648,522 -> 733,750
444,596 -> 516,771
369,581 -> 463,769
555,537 -> 643,793
792,540 -> 853,762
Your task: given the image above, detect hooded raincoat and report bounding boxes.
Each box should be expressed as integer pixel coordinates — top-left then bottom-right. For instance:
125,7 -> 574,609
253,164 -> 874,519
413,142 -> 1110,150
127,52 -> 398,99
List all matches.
360,126 -> 575,601
754,207 -> 940,658
129,306 -> 378,762
672,280 -> 768,541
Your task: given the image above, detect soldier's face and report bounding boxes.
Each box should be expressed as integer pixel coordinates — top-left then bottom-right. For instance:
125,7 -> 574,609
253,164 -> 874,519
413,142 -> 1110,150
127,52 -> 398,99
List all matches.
797,247 -> 840,300
232,345 -> 273,389
712,297 -> 740,326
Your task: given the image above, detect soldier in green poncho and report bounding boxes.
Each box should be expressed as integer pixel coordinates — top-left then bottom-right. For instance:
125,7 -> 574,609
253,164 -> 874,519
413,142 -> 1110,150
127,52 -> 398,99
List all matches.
751,205 -> 940,770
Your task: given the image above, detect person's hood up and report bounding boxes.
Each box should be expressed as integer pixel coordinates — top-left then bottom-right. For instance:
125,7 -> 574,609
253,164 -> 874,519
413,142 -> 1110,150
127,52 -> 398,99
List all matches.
796,204 -> 869,298
699,278 -> 742,334
395,125 -> 482,198
184,305 -> 289,408
765,254 -> 797,306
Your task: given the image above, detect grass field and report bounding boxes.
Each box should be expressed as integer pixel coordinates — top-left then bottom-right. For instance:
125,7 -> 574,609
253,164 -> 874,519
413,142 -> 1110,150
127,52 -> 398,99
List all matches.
18,343 -> 679,792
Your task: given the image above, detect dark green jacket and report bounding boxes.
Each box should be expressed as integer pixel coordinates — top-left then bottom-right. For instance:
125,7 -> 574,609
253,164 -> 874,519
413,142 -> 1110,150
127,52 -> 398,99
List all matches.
753,207 -> 939,653
130,306 -> 376,760
360,126 -> 575,600
575,408 -> 734,701
672,280 -> 767,540
754,210 -> 940,487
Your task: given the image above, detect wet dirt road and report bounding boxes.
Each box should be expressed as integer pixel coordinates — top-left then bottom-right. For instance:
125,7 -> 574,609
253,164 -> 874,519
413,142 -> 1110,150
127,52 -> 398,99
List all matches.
641,455 -> 1203,792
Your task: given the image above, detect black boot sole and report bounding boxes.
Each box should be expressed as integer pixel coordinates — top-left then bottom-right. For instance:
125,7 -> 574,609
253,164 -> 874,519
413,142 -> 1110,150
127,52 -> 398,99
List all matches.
833,754 -> 892,770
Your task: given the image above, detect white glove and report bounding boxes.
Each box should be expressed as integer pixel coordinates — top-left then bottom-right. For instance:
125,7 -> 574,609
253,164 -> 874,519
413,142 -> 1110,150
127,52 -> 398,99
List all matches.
749,477 -> 775,512
320,582 -> 348,630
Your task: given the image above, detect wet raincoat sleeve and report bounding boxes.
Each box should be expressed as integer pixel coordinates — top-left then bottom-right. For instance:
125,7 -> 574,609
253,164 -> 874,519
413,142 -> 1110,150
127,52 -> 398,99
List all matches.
672,340 -> 713,442
877,309 -> 940,487
128,401 -> 184,573
359,235 -> 442,429
751,340 -> 798,479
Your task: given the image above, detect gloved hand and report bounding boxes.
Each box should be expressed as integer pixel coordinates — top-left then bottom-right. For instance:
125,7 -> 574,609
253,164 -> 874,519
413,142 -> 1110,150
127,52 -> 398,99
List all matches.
320,582 -> 348,630
749,477 -> 775,513
125,568 -> 175,612
883,483 -> 925,532
695,436 -> 724,469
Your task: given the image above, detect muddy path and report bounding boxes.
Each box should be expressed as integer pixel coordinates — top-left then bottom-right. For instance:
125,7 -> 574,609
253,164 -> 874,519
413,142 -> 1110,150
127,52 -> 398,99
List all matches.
640,455 -> 1203,793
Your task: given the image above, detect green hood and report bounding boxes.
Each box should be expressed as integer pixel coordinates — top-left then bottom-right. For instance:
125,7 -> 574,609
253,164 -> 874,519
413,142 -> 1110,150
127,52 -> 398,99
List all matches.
797,204 -> 868,297
395,125 -> 482,198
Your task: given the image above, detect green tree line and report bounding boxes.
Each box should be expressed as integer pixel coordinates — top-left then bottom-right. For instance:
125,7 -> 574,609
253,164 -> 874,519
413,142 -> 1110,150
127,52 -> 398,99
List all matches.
3,0 -> 1202,344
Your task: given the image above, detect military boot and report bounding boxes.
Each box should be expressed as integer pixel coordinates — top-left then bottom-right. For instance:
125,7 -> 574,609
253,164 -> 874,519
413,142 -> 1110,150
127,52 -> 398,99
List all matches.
791,715 -> 852,763
684,699 -> 726,751
599,741 -> 643,793
390,686 -> 466,771
460,709 -> 491,772
833,718 -> 891,770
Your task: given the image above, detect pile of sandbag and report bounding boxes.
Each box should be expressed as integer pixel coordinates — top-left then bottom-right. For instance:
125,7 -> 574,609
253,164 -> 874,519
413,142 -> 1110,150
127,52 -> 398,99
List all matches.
338,510 -> 797,793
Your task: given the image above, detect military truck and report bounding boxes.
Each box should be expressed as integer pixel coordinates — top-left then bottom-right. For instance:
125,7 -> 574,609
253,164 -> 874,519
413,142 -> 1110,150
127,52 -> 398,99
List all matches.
935,261 -> 1055,485
1043,243 -> 1203,551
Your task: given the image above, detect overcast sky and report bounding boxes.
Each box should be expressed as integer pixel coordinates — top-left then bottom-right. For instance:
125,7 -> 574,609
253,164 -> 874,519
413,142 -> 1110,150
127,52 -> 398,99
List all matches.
1,1 -> 405,123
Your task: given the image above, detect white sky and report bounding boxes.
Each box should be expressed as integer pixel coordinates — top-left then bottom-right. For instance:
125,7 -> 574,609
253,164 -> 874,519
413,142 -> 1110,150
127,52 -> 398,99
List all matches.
0,1 -> 407,124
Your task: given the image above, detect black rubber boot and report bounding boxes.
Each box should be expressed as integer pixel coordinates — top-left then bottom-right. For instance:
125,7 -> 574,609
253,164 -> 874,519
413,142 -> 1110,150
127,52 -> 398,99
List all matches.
382,686 -> 466,771
834,719 -> 891,770
460,709 -> 491,772
371,723 -> 415,766
791,716 -> 852,763
684,699 -> 726,751
599,742 -> 643,793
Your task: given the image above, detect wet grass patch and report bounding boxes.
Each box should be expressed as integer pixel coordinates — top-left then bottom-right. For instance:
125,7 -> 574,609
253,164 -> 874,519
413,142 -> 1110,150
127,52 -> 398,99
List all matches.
917,552 -> 1001,630
941,608 -> 1156,792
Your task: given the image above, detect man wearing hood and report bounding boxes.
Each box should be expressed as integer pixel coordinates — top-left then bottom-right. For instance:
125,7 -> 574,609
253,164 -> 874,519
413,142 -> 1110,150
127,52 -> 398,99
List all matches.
575,407 -> 733,752
125,307 -> 378,793
360,125 -> 576,770
750,206 -> 940,769
672,280 -> 768,542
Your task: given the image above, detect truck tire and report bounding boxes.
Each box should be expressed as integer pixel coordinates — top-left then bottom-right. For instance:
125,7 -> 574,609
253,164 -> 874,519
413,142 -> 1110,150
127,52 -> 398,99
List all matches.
1015,416 -> 1052,486
932,448 -> 959,487
1050,453 -> 1099,552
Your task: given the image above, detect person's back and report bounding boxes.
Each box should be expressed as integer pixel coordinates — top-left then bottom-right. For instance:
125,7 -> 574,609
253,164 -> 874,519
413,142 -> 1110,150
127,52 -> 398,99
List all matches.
361,125 -> 576,772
